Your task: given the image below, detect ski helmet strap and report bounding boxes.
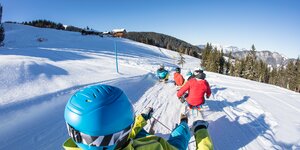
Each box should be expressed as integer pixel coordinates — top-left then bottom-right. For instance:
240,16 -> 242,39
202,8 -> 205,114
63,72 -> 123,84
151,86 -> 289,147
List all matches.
66,123 -> 133,148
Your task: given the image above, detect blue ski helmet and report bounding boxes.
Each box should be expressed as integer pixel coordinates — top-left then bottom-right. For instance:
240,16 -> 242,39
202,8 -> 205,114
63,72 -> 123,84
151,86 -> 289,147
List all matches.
186,70 -> 193,76
64,84 -> 134,150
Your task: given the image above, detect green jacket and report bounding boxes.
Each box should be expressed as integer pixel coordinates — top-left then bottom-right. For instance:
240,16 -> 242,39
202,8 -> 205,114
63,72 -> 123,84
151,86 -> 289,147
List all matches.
63,115 -> 213,150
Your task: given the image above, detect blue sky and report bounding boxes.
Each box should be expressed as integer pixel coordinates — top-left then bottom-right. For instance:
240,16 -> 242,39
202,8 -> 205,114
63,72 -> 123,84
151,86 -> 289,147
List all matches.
1,0 -> 300,58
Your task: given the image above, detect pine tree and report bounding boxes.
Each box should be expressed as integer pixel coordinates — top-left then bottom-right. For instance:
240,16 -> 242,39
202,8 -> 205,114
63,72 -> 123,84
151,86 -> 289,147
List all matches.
269,67 -> 278,85
218,49 -> 225,74
296,57 -> 300,92
257,60 -> 270,83
233,60 -> 239,77
0,25 -> 4,46
201,43 -> 212,68
250,44 -> 257,60
166,43 -> 172,50
0,4 -> 2,23
244,44 -> 257,80
235,59 -> 245,77
0,4 -> 4,46
286,61 -> 297,90
225,52 -> 231,74
208,48 -> 219,72
277,65 -> 286,87
178,44 -> 185,53
229,61 -> 235,76
178,53 -> 186,68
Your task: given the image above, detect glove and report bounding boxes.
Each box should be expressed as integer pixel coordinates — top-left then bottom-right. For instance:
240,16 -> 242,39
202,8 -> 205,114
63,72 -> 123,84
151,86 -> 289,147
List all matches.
190,120 -> 209,135
178,97 -> 185,103
180,97 -> 185,103
141,107 -> 154,121
206,94 -> 210,99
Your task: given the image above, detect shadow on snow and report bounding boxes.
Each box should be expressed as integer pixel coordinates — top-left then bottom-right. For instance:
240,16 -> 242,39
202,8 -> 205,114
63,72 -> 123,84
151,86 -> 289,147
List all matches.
0,48 -> 91,61
0,73 -> 156,117
0,73 -> 157,149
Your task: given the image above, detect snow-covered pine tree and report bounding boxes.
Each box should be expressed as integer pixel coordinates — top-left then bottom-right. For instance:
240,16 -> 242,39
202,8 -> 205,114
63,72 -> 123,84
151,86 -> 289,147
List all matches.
177,52 -> 185,68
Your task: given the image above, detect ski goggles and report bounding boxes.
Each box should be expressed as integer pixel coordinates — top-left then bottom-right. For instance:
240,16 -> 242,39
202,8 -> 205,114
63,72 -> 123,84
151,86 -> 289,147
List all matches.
66,123 -> 133,148
194,70 -> 203,73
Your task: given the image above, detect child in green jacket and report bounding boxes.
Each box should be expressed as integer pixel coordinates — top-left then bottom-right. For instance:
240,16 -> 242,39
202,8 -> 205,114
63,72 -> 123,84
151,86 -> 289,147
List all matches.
63,84 -> 213,150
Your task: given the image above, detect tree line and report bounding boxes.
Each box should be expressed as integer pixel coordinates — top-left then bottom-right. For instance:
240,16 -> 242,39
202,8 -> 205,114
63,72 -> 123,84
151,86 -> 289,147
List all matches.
125,32 -> 201,58
201,43 -> 300,92
22,20 -> 105,36
23,20 -> 65,30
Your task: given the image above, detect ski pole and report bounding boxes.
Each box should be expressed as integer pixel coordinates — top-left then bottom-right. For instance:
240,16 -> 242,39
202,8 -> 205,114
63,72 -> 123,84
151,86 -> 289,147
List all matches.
152,116 -> 172,132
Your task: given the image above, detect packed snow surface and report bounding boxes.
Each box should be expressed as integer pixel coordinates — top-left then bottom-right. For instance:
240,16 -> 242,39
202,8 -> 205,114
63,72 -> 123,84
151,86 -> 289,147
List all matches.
1,23 -> 300,150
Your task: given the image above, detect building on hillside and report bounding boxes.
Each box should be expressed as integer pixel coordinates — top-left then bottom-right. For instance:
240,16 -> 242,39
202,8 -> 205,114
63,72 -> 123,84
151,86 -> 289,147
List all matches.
112,29 -> 126,37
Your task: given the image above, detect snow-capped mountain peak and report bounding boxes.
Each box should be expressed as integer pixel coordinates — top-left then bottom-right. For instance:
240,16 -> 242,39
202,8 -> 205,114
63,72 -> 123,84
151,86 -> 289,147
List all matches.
197,43 -> 292,67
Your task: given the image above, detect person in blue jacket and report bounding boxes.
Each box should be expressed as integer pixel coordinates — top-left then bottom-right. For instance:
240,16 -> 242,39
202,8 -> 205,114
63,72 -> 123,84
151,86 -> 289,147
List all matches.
156,64 -> 169,82
63,84 -> 213,150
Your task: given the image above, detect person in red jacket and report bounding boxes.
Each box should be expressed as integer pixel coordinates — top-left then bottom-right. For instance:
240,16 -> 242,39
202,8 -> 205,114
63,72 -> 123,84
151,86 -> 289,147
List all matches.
177,67 -> 211,108
174,67 -> 185,86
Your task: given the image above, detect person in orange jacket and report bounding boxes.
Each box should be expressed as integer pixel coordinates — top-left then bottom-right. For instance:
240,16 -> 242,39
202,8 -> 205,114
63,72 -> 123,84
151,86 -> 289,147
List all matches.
177,67 -> 211,108
174,67 -> 185,86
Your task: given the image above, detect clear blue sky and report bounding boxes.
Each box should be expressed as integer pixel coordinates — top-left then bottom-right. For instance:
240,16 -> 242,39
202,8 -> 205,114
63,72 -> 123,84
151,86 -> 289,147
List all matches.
1,0 -> 300,58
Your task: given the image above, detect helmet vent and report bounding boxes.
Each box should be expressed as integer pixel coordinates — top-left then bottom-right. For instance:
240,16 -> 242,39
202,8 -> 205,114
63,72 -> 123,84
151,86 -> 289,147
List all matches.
93,93 -> 96,98
96,89 -> 100,93
85,99 -> 92,103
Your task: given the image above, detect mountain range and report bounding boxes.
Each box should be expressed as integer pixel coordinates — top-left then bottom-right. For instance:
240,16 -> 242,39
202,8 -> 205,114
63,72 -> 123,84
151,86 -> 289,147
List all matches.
198,44 -> 295,67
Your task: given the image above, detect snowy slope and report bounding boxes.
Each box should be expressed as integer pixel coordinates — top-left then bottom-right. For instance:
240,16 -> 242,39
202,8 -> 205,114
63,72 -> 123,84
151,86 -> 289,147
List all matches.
1,23 -> 300,150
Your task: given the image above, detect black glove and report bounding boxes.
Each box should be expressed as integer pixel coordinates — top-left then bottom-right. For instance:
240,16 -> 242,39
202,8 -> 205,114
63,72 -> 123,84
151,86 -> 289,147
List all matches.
190,120 -> 209,135
141,107 -> 154,120
179,97 -> 185,103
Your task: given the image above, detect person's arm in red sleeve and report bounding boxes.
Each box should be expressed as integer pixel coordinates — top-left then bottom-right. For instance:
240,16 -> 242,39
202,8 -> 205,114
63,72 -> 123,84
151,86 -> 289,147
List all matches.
177,81 -> 190,98
205,80 -> 211,98
179,74 -> 185,85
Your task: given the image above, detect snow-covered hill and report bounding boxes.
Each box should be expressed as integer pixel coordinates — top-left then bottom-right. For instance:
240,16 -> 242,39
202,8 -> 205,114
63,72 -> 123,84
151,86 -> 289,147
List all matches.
1,23 -> 300,150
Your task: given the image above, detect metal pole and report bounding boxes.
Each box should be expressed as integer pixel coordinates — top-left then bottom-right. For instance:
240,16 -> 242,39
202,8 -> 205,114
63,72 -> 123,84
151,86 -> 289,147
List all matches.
115,41 -> 119,73
152,116 -> 172,131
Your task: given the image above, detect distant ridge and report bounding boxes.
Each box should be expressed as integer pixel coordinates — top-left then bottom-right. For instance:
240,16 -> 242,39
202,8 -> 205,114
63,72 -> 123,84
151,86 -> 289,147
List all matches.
125,32 -> 201,58
198,44 -> 295,67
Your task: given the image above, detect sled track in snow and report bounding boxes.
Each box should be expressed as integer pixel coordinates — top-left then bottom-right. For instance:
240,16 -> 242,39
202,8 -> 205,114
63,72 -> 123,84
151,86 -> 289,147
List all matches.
134,80 -> 282,149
